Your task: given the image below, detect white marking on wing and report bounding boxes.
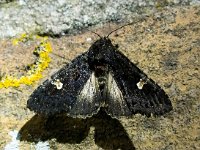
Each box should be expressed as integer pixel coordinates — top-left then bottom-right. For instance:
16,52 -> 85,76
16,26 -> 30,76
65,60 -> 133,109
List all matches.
137,79 -> 147,90
51,79 -> 63,89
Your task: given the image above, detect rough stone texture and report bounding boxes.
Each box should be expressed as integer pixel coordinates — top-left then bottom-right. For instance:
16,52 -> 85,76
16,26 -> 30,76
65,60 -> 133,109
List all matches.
0,5 -> 200,150
0,0 -> 200,38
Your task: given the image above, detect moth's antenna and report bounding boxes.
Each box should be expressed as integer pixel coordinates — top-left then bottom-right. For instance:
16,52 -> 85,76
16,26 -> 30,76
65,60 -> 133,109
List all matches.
106,23 -> 133,38
89,30 -> 102,38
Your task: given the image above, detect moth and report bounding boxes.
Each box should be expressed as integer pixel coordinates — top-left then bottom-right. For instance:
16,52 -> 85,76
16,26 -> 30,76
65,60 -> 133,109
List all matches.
27,31 -> 172,118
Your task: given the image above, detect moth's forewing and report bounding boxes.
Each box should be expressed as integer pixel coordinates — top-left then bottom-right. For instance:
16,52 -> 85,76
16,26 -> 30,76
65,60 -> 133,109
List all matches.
27,52 -> 100,117
107,49 -> 172,116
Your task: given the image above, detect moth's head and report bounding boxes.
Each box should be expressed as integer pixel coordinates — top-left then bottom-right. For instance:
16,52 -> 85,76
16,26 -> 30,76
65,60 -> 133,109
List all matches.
89,37 -> 113,50
87,23 -> 132,67
88,37 -> 116,67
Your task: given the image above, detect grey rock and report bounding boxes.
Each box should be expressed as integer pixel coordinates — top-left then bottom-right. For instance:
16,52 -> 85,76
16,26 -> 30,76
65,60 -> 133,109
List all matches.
0,0 -> 200,38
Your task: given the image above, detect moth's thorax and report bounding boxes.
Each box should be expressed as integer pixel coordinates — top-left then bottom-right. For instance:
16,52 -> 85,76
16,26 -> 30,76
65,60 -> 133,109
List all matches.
87,37 -> 117,97
88,37 -> 116,68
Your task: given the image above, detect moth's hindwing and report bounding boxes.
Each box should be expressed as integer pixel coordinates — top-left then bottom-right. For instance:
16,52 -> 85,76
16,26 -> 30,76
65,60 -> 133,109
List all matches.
105,72 -> 131,116
27,52 -> 100,117
108,50 -> 172,116
69,72 -> 101,117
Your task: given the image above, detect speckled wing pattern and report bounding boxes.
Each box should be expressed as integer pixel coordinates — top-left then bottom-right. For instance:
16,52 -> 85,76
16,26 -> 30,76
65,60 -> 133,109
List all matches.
107,50 -> 172,116
27,52 -> 101,117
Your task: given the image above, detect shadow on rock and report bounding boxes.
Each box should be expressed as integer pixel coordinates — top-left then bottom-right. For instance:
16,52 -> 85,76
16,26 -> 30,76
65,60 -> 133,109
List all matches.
19,114 -> 89,143
91,110 -> 135,150
19,109 -> 135,150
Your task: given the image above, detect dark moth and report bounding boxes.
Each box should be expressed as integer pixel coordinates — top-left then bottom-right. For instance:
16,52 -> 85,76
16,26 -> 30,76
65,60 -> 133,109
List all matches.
27,37 -> 172,118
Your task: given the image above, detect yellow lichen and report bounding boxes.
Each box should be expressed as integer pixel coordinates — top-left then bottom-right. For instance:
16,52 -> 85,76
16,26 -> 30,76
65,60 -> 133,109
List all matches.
0,34 -> 52,88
